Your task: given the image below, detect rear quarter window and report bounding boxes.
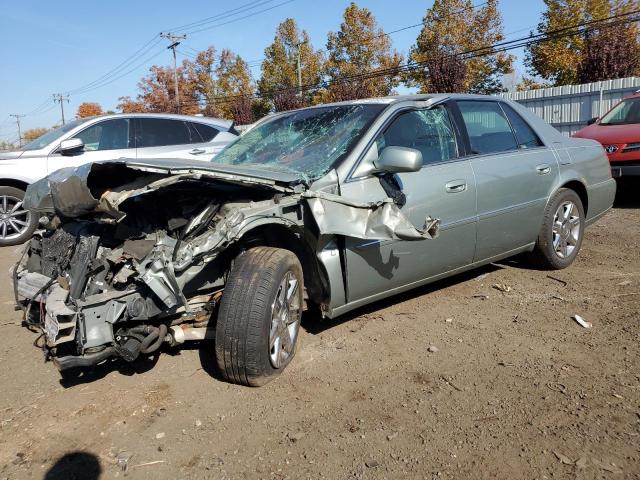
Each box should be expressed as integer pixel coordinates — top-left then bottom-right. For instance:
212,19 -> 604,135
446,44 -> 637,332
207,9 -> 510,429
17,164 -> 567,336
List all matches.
189,122 -> 220,142
501,103 -> 543,148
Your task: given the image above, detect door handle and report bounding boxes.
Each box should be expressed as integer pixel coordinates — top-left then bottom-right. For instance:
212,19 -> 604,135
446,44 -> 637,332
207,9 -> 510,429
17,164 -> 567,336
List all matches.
189,148 -> 206,155
445,180 -> 467,193
536,164 -> 551,175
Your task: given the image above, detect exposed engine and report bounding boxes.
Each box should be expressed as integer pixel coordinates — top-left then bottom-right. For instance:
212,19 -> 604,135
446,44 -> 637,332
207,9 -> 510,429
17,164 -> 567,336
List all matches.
14,176 -> 288,370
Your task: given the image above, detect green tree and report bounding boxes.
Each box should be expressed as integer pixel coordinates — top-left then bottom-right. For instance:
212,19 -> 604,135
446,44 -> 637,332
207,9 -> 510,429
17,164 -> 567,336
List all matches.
214,49 -> 255,122
259,18 -> 324,110
183,47 -> 218,116
409,0 -> 513,94
319,2 -> 403,102
526,0 -> 639,85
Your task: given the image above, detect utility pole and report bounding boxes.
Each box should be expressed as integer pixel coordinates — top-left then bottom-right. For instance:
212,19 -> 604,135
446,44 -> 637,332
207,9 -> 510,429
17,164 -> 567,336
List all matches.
53,93 -> 70,125
9,114 -> 25,147
160,32 -> 187,113
294,40 -> 307,97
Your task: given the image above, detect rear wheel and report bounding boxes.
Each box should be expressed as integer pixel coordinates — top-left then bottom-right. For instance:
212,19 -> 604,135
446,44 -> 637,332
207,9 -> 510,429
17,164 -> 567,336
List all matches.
530,188 -> 585,270
0,186 -> 37,247
215,247 -> 303,386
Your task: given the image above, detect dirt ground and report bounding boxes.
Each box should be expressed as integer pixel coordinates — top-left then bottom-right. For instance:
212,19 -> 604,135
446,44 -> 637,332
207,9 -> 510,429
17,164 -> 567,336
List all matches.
0,181 -> 638,480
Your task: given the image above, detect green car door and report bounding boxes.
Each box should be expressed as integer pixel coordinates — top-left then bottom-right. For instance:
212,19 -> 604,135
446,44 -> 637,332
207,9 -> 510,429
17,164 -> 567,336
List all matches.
455,100 -> 558,261
339,105 -> 477,305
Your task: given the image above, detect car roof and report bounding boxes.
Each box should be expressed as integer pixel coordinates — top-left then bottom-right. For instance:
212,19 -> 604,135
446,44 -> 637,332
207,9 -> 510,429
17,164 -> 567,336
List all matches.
283,93 -> 512,111
80,112 -> 233,130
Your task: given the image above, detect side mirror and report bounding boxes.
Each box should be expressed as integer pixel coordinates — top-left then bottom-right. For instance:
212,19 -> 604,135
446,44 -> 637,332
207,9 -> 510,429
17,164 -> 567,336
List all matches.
374,146 -> 423,173
59,138 -> 84,155
587,117 -> 599,125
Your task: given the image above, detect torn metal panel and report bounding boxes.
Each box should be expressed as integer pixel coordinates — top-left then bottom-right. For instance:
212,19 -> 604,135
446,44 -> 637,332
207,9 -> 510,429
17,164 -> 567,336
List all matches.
172,198 -> 302,271
24,159 -> 303,218
25,163 -> 98,216
302,190 -> 440,241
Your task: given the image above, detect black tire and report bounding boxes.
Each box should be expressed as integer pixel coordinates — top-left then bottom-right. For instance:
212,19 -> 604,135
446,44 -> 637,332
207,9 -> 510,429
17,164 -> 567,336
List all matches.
530,188 -> 585,270
0,186 -> 37,247
215,247 -> 303,386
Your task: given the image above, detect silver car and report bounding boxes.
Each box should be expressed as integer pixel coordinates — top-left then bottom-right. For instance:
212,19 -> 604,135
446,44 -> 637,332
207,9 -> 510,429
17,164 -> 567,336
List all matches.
0,113 -> 238,246
14,94 -> 616,385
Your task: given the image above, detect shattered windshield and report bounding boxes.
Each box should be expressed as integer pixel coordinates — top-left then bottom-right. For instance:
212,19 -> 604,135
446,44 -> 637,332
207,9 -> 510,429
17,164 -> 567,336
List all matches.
213,104 -> 385,181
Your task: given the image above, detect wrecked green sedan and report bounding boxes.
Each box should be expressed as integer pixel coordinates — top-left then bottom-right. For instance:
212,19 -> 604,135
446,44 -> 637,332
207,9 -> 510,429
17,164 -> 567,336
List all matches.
13,94 -> 616,386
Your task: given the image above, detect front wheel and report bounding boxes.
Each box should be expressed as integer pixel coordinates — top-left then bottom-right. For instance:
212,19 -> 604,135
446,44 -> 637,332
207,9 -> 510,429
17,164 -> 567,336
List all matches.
530,188 -> 585,270
215,247 -> 303,386
0,186 -> 37,247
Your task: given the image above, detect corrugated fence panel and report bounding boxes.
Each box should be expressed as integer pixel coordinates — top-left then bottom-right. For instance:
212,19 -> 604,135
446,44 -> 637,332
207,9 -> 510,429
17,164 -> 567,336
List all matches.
500,76 -> 640,136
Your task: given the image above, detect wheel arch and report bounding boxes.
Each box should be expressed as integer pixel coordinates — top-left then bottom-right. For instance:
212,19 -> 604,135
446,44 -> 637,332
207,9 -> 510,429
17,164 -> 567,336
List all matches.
235,222 -> 330,308
0,178 -> 30,192
558,179 -> 589,215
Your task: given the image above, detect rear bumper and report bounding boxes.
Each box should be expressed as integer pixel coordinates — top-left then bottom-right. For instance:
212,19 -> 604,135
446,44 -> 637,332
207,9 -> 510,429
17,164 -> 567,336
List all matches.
586,178 -> 617,226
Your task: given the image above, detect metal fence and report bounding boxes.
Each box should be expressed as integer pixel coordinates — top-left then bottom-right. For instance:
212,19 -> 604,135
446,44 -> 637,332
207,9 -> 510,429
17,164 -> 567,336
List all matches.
500,76 -> 640,136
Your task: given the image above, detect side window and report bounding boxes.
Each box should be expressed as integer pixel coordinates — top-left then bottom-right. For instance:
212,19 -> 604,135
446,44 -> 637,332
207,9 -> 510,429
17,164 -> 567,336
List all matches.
375,107 -> 458,165
137,119 -> 191,148
457,101 -> 518,154
501,103 -> 543,148
73,119 -> 131,151
189,122 -> 220,142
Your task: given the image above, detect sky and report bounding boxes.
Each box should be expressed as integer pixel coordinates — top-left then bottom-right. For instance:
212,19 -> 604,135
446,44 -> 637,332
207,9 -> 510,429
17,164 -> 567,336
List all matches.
0,0 -> 546,143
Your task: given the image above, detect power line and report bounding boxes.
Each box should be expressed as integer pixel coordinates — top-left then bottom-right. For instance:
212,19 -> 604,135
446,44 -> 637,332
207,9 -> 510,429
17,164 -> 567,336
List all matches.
228,1 -> 492,74
2,0 -> 301,119
6,36 -> 164,119
168,0 -> 282,33
175,9 -> 640,108
74,48 -> 167,95
69,1 -> 295,95
66,36 -> 163,95
184,0 -> 298,35
10,1 -> 292,115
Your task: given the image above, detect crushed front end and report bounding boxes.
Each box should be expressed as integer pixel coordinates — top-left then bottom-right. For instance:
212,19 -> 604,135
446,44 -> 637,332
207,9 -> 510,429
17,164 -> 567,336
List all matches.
13,160 -> 307,370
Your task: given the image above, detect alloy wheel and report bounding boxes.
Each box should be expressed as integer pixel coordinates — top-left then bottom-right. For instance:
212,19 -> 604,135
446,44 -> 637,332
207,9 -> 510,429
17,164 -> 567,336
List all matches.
269,271 -> 301,369
0,195 -> 31,241
552,200 -> 581,259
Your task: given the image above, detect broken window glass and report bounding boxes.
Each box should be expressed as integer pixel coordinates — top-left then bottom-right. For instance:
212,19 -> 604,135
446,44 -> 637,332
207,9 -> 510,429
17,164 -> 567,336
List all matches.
212,104 -> 385,181
374,107 -> 458,165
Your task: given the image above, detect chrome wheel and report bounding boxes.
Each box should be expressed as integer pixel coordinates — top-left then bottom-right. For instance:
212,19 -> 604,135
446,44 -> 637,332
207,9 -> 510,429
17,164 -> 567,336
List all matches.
0,195 -> 31,241
552,200 -> 581,259
269,271 -> 301,369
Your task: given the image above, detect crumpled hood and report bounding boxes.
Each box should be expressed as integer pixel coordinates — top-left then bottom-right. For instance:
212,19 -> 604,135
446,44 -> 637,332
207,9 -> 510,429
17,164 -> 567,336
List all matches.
122,157 -> 304,185
25,158 -> 305,218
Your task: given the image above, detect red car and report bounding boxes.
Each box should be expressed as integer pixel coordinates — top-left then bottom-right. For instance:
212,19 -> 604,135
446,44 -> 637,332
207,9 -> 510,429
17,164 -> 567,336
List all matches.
573,91 -> 640,178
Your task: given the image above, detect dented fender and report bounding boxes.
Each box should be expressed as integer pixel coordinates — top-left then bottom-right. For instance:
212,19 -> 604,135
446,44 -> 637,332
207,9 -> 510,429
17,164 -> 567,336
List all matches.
302,190 -> 440,241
